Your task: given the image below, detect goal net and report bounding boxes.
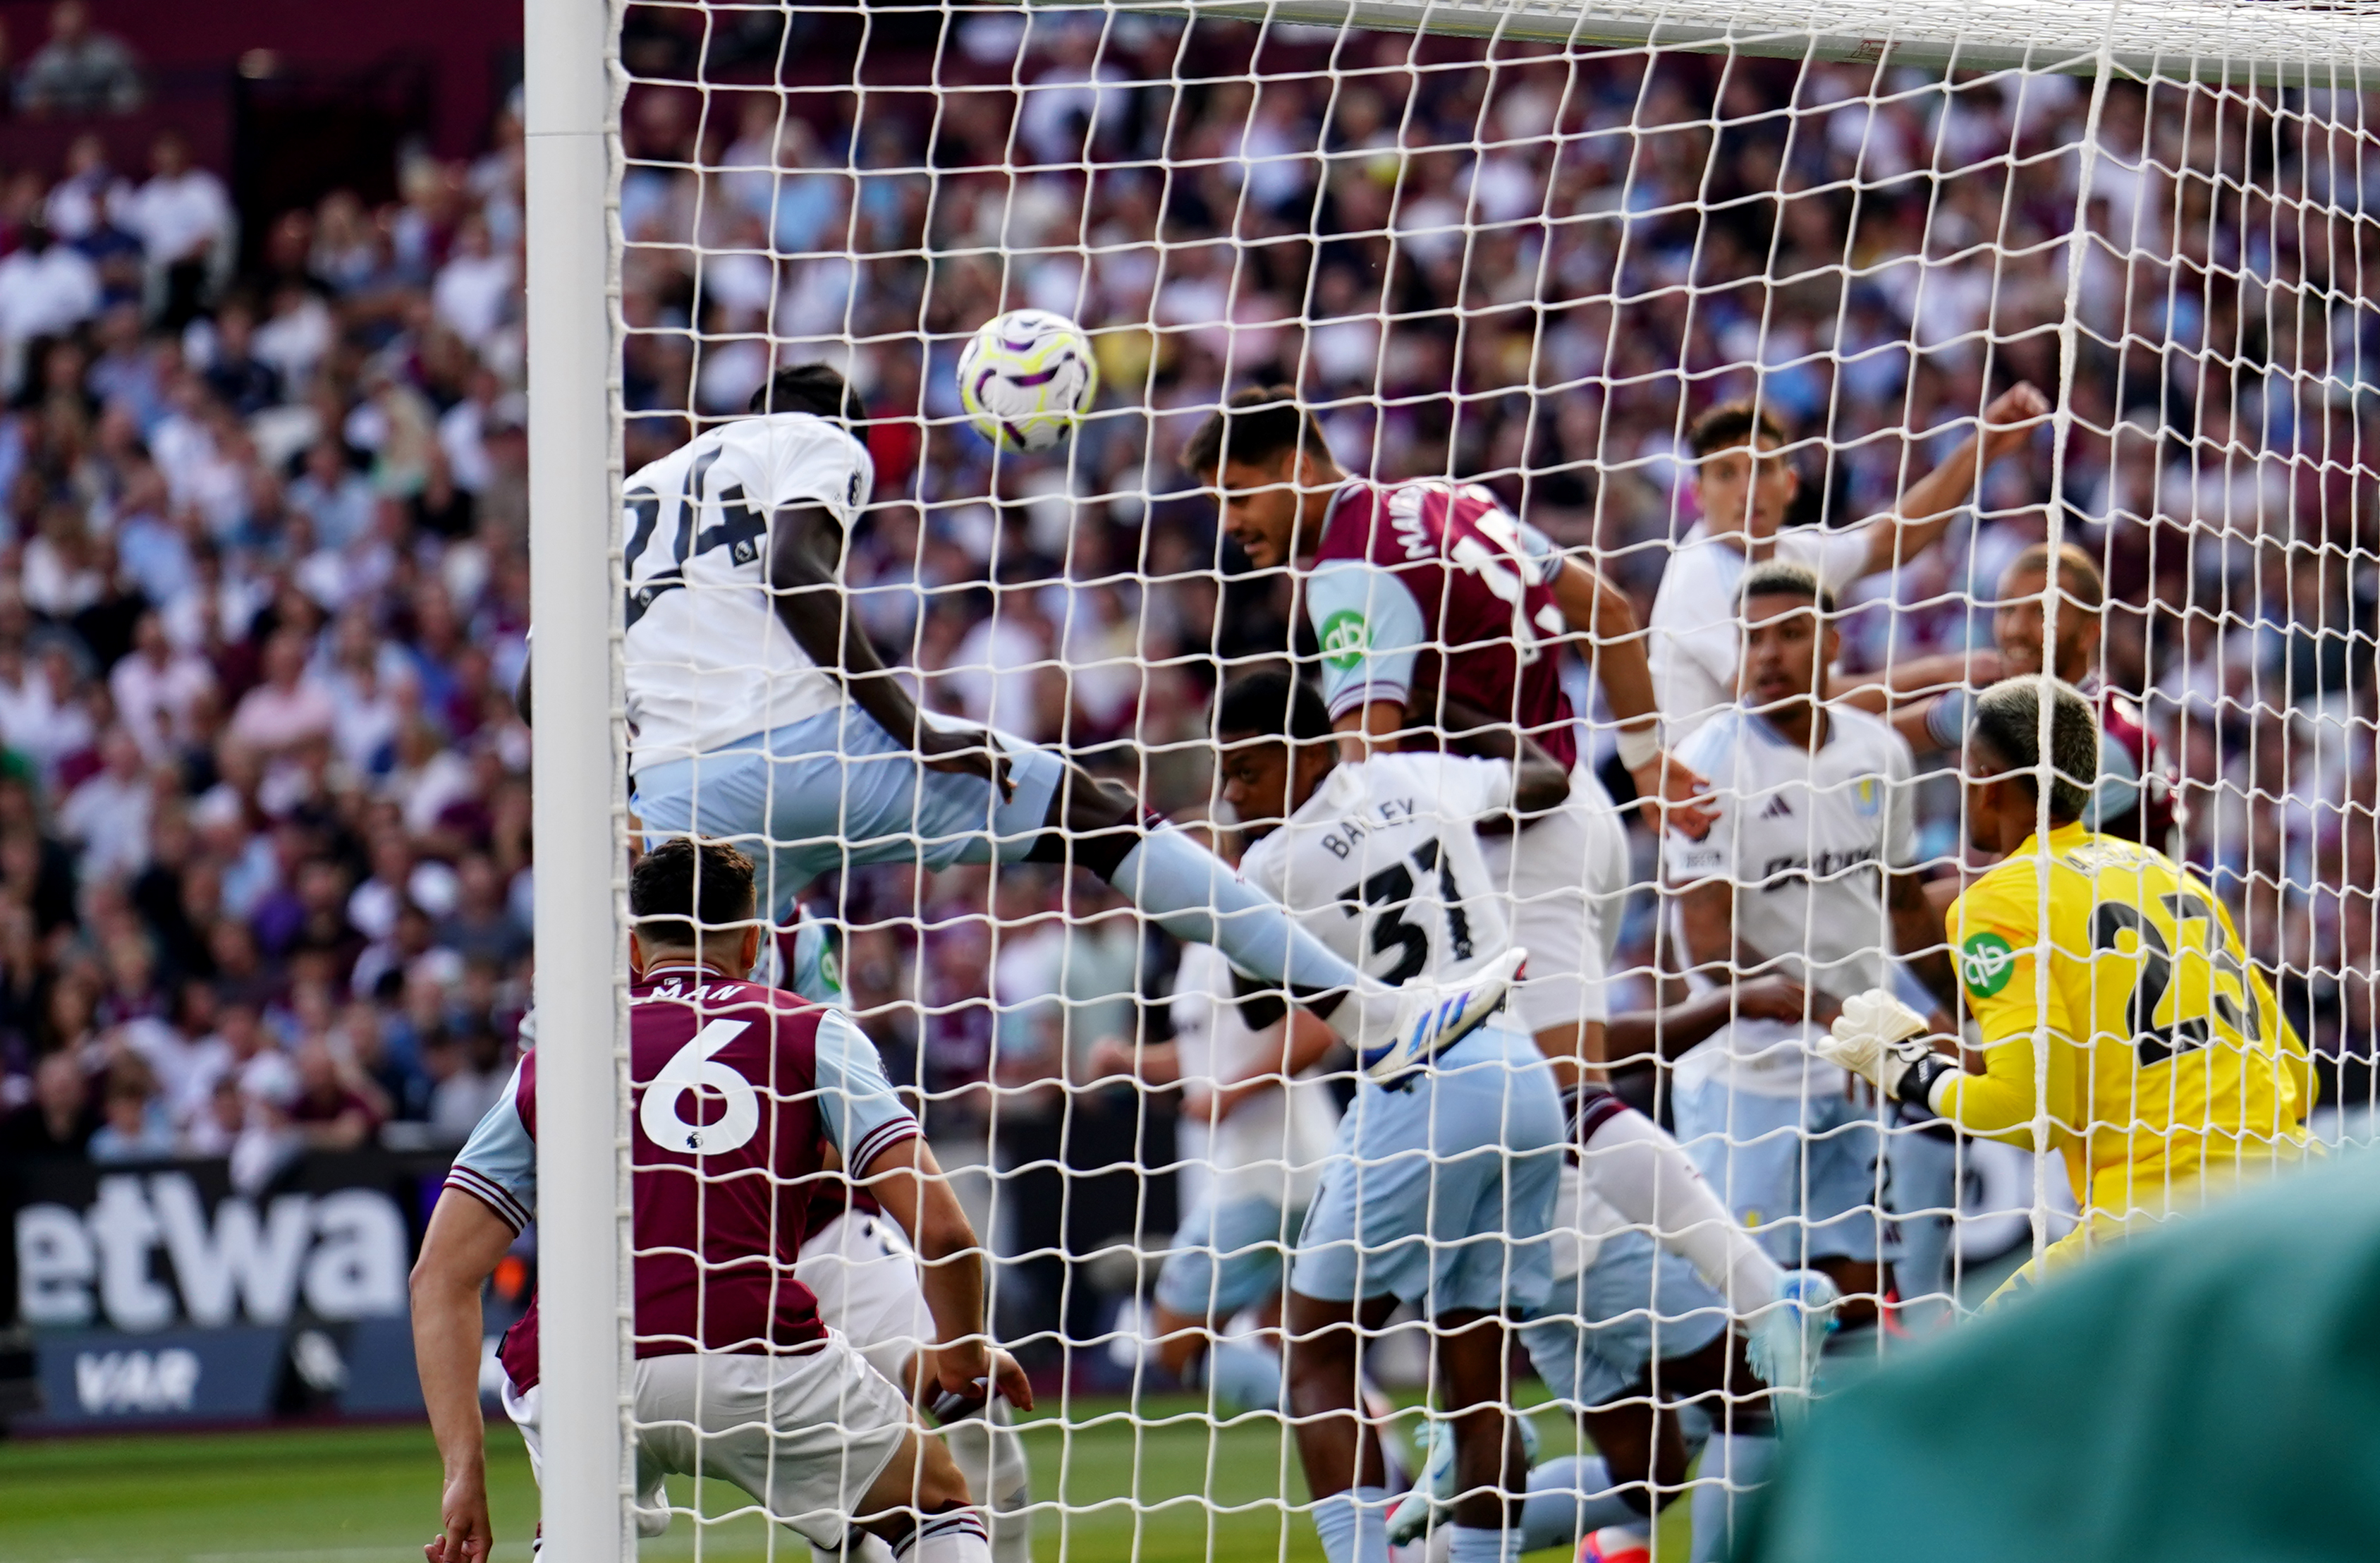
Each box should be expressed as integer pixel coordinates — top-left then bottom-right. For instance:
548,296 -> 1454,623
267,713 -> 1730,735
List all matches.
546,0 -> 2379,1555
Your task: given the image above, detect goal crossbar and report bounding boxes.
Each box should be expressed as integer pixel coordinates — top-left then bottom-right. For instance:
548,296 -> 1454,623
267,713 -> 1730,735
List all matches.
1066,0 -> 2380,89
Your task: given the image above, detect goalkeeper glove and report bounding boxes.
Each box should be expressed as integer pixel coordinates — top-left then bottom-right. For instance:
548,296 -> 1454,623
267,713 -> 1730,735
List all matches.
1815,989 -> 1953,1113
1744,1267 -> 1840,1394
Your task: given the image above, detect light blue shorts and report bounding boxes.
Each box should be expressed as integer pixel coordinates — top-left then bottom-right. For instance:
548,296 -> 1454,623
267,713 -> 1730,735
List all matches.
631,708 -> 1068,914
1669,1075 -> 1900,1265
1154,1194 -> 1306,1320
1519,1231 -> 1730,1409
1290,1025 -> 1563,1318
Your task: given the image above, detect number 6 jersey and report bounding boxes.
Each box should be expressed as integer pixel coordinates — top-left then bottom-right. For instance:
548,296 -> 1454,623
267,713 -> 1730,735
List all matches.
621,413 -> 874,777
1239,752 -> 1520,991
441,961 -> 919,1395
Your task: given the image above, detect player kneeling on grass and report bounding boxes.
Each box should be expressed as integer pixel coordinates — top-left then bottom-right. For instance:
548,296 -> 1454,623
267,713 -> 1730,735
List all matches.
1212,671 -> 1563,1563
1817,674 -> 2312,1302
411,837 -> 1030,1563
767,913 -> 1034,1563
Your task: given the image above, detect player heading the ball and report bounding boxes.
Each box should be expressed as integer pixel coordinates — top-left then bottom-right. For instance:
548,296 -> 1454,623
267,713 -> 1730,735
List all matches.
1185,387 -> 1709,1100
596,363 -> 1513,1082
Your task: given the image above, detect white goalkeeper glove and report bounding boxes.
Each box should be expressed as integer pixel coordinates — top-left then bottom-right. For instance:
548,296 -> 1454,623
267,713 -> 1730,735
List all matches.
1816,990 -> 1953,1113
1744,1267 -> 1839,1394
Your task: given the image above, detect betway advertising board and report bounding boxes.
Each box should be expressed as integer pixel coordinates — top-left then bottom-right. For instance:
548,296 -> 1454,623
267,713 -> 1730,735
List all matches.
6,1151 -> 492,1430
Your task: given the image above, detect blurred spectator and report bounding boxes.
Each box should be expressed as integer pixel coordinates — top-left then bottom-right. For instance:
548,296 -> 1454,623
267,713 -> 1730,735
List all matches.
0,219 -> 99,387
117,130 -> 229,329
287,1036 -> 378,1150
0,1050 -> 97,1155
110,612 -> 215,765
16,0 -> 141,118
56,727 -> 152,883
228,629 -> 335,755
87,1054 -> 171,1160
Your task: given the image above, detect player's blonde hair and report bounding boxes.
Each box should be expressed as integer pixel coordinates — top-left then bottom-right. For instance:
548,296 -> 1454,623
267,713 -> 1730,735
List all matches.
1970,674 -> 2097,822
2003,541 -> 2105,612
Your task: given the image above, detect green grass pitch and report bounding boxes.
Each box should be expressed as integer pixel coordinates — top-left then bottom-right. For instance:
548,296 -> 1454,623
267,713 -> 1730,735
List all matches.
0,1394 -> 1701,1562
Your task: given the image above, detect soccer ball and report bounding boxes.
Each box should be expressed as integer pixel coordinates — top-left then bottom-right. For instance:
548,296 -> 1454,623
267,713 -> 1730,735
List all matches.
956,308 -> 1098,452
1577,1527 -> 1652,1563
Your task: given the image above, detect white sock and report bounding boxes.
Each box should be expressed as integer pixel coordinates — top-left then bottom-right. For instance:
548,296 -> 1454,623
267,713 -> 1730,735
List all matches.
892,1510 -> 991,1563
939,1412 -> 1031,1563
1519,1456 -> 1644,1552
1580,1108 -> 1783,1306
1311,1485 -> 1393,1563
1447,1524 -> 1521,1562
1689,1435 -> 1776,1563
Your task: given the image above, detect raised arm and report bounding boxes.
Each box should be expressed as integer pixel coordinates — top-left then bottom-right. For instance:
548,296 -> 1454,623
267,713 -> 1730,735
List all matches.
1857,383 -> 2050,578
411,1192 -> 520,1563
767,504 -> 1008,795
1543,557 -> 1716,835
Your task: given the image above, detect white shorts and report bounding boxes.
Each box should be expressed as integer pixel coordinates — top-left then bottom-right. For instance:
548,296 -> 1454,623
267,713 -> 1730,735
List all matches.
504,1336 -> 913,1547
1481,763 -> 1628,1036
795,1208 -> 933,1390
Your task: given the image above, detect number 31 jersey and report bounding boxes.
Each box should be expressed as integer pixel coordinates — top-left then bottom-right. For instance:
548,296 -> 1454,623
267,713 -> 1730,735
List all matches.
621,413 -> 874,775
1944,823 -> 2310,1212
1304,480 -> 1578,771
1240,752 -> 1518,991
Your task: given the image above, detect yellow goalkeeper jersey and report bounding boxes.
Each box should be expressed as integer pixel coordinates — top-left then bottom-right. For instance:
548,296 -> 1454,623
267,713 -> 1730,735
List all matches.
1942,822 -> 2312,1215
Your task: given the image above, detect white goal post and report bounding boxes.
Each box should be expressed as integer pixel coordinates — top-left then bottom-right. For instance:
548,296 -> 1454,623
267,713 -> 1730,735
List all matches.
519,0 -> 2380,1555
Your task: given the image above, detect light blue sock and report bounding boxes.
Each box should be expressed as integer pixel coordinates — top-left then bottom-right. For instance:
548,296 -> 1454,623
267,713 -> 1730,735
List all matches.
1311,1485 -> 1391,1563
1520,1456 -> 1644,1553
1200,1339 -> 1284,1413
1689,1435 -> 1777,1563
1448,1525 -> 1521,1563
1111,828 -> 1367,995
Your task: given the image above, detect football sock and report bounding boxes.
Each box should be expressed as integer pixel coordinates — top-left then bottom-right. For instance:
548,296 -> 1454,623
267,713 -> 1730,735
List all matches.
1312,1485 -> 1393,1563
1447,1526 -> 1521,1563
1110,828 -> 1369,999
1577,1109 -> 1783,1306
891,1510 -> 991,1563
1689,1435 -> 1777,1563
1518,1457 -> 1647,1552
1200,1339 -> 1286,1414
938,1411 -> 1032,1563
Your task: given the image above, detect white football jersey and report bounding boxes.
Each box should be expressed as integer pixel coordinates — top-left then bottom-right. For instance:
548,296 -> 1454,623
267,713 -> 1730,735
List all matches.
1666,703 -> 1916,1096
1648,523 -> 1873,738
1168,942 -> 1338,1208
1240,752 -> 1518,991
621,413 -> 874,774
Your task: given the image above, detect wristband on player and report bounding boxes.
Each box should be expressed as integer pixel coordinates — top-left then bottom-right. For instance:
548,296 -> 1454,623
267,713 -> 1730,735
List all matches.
1924,687 -> 1973,751
1896,1052 -> 1955,1115
1561,1082 -> 1628,1145
1614,722 -> 1662,773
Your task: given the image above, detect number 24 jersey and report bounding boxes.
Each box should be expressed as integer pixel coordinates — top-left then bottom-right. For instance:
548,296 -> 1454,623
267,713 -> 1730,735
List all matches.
1945,823 -> 2312,1212
620,413 -> 874,775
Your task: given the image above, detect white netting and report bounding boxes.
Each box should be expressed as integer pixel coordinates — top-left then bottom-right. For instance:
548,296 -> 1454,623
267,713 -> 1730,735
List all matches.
599,4 -> 2379,1557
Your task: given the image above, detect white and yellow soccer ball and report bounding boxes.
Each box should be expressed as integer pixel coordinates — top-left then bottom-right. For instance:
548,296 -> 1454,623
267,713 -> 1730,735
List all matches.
956,308 -> 1098,452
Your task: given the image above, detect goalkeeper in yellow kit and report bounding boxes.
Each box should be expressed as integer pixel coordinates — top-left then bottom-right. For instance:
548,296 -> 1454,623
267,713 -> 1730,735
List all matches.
1818,674 -> 2312,1296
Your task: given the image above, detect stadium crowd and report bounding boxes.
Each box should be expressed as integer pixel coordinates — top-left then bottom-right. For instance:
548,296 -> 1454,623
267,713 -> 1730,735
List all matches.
0,5 -> 2373,1294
